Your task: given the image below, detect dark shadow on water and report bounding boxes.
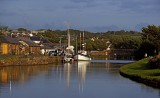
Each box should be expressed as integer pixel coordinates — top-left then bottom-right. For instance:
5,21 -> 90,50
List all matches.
91,59 -> 135,63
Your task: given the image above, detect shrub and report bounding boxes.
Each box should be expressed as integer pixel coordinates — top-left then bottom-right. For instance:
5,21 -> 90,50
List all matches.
148,57 -> 160,69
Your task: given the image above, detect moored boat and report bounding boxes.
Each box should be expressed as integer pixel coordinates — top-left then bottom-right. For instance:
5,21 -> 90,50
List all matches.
74,31 -> 91,61
74,54 -> 91,61
63,56 -> 74,62
63,24 -> 74,63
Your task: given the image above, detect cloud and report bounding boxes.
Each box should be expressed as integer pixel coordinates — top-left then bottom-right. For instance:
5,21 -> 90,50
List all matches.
70,0 -> 95,3
0,0 -> 160,31
118,0 -> 160,14
67,0 -> 160,15
68,0 -> 99,9
0,8 -> 20,19
0,11 -> 18,17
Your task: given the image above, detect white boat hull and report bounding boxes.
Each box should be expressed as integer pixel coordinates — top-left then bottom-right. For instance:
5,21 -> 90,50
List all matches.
74,54 -> 91,61
63,56 -> 74,62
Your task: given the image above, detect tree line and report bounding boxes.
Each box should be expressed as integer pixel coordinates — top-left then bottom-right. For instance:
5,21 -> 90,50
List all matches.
0,25 -> 160,59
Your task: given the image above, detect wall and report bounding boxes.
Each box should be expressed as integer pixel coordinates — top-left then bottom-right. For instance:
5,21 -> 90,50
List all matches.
0,56 -> 62,66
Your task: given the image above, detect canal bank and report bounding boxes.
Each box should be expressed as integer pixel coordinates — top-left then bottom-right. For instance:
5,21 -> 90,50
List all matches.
0,55 -> 62,67
120,58 -> 160,88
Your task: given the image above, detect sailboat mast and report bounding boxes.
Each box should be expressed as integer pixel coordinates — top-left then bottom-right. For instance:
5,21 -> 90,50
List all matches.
82,31 -> 84,50
80,32 -> 81,51
67,25 -> 70,47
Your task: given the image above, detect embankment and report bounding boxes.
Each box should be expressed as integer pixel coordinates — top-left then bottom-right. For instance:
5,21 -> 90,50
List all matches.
120,58 -> 160,88
0,56 -> 62,67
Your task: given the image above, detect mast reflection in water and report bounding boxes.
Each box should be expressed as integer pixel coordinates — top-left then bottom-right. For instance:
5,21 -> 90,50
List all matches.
63,61 -> 89,92
77,61 -> 88,92
0,60 -> 159,98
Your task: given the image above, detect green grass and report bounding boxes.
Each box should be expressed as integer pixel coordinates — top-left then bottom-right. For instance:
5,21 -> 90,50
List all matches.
120,58 -> 160,88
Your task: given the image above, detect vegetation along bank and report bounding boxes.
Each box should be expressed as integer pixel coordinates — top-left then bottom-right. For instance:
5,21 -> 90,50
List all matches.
120,57 -> 160,88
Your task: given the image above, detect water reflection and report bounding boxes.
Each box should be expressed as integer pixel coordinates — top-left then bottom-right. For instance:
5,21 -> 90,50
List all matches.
0,60 -> 128,92
77,61 -> 89,92
64,63 -> 71,89
0,65 -> 57,93
63,61 -> 90,92
0,61 -> 159,98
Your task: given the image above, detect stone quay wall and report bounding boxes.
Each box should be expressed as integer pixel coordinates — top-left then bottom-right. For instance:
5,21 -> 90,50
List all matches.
0,56 -> 62,67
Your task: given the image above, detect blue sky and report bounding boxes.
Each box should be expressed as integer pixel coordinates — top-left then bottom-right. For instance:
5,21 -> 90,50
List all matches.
0,0 -> 160,32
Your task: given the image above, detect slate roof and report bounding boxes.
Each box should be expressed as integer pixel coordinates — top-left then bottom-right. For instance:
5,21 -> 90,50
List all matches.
30,37 -> 41,41
0,36 -> 20,44
41,39 -> 51,43
30,37 -> 51,43
40,44 -> 53,49
17,37 -> 40,47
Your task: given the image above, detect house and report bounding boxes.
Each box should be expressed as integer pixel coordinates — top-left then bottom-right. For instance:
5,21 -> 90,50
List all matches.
0,36 -> 20,55
40,44 -> 55,55
30,30 -> 38,35
17,37 -> 41,55
30,36 -> 41,44
30,37 -> 56,55
39,39 -> 55,55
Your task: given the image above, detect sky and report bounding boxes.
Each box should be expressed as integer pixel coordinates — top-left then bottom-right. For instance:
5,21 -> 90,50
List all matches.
0,0 -> 160,32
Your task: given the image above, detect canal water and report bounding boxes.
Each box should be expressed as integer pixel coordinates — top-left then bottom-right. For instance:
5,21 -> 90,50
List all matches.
0,60 -> 160,98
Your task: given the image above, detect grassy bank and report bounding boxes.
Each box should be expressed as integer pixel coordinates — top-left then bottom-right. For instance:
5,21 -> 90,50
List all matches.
120,58 -> 160,88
